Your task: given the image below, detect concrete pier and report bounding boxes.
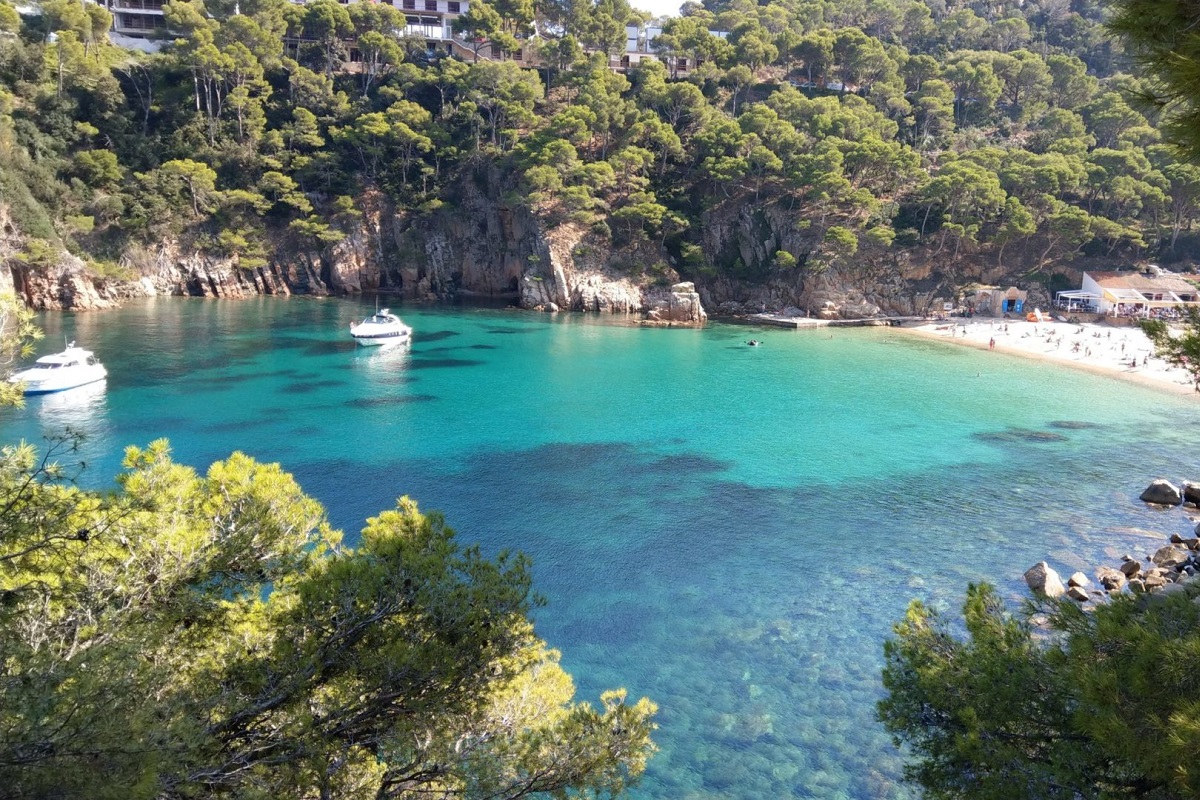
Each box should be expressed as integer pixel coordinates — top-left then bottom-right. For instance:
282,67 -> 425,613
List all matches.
749,314 -> 929,329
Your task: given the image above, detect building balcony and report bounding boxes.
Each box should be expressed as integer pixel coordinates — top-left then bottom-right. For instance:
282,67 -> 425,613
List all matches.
403,22 -> 453,40
109,0 -> 166,12
114,13 -> 167,31
394,0 -> 463,13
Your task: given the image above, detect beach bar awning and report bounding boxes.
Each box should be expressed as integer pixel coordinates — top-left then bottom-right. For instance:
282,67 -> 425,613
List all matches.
1055,290 -> 1101,308
1103,287 -> 1147,303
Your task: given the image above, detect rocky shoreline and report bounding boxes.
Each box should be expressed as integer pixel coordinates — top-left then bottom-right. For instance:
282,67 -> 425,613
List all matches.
1026,479 -> 1200,602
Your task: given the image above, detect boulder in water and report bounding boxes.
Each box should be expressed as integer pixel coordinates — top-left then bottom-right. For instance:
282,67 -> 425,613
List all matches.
1024,562 -> 1066,598
1141,480 -> 1183,506
1151,545 -> 1191,569
1068,571 -> 1090,588
1096,567 -> 1126,591
1184,481 -> 1200,505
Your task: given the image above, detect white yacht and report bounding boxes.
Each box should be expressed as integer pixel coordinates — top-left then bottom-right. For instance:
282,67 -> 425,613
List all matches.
349,308 -> 412,346
9,343 -> 107,395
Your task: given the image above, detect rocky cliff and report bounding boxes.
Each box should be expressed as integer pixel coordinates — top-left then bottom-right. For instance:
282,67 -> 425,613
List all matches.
3,168 -> 708,325
5,176 -> 1066,321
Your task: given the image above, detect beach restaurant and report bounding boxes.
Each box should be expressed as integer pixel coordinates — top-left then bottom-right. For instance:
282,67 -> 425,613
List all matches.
1056,271 -> 1200,317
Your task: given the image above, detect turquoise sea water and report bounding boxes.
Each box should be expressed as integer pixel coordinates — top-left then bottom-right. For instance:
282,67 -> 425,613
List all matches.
3,296 -> 1199,799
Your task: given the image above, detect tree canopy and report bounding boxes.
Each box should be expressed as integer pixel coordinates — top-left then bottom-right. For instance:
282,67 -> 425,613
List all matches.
2,0 -> 1200,290
880,582 -> 1200,799
1142,307 -> 1200,391
0,436 -> 657,799
1108,0 -> 1200,162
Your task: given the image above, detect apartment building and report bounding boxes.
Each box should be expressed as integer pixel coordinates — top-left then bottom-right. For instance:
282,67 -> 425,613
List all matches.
99,0 -> 713,79
103,0 -> 469,49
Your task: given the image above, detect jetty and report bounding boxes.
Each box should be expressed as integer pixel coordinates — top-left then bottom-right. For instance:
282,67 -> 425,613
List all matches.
750,314 -> 929,329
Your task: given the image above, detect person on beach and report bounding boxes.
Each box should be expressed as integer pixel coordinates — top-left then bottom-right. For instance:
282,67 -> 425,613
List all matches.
989,337 -> 995,350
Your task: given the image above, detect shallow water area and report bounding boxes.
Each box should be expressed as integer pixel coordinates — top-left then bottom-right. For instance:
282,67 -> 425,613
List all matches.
3,296 -> 1199,799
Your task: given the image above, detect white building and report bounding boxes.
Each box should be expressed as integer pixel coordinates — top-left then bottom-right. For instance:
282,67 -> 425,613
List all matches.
102,0 -> 469,47
1061,270 -> 1200,317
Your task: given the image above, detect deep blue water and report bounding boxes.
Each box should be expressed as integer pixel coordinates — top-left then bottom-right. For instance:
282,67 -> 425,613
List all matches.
3,296 -> 1199,799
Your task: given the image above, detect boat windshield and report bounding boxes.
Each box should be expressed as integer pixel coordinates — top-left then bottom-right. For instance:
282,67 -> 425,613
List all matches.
31,362 -> 63,370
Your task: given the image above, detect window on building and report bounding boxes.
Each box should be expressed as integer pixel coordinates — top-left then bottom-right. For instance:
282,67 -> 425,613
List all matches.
448,1 -> 459,11
424,0 -> 437,10
403,0 -> 415,9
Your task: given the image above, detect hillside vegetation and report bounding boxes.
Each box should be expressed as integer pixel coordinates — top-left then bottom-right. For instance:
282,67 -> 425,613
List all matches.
2,0 -> 1198,298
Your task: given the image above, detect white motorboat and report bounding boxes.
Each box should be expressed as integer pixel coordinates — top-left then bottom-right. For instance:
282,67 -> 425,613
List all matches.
349,308 -> 412,346
9,343 -> 107,395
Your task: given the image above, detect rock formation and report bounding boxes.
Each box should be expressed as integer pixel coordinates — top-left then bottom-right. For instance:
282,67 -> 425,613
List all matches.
1140,479 -> 1184,506
1034,484 -> 1200,604
1024,562 -> 1066,598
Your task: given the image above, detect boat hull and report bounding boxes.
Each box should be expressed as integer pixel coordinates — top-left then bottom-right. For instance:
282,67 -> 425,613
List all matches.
351,330 -> 411,346
12,369 -> 108,395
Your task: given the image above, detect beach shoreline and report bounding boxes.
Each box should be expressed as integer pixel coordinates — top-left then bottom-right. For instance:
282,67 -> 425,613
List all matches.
892,317 -> 1198,397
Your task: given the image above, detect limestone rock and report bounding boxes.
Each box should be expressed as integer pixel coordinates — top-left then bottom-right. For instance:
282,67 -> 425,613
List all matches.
1184,481 -> 1200,505
1151,545 -> 1191,569
1067,586 -> 1090,602
1141,479 -> 1184,506
1119,560 -> 1142,578
1144,573 -> 1169,591
644,282 -> 707,324
1068,571 -> 1090,588
1096,567 -> 1127,591
1024,562 -> 1066,598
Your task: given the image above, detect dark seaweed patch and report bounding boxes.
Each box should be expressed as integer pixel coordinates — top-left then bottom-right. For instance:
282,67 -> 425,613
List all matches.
416,330 -> 459,343
645,453 -> 733,476
280,379 -> 343,394
346,394 -> 436,408
200,419 -> 261,434
303,342 -> 352,357
973,427 -> 1069,444
1046,420 -> 1102,430
409,358 -> 486,370
484,327 -> 541,335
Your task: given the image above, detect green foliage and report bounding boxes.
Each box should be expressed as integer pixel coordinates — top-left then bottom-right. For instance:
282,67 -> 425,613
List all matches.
0,439 -> 657,798
0,292 -> 41,407
1109,0 -> 1200,159
0,0 -> 1190,292
1142,306 -> 1200,391
880,582 -> 1200,799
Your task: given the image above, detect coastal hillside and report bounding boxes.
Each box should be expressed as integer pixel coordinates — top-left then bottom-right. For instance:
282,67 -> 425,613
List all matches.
1,0 -> 1198,315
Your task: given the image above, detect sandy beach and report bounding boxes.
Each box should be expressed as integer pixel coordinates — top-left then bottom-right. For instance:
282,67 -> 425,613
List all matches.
900,318 -> 1198,396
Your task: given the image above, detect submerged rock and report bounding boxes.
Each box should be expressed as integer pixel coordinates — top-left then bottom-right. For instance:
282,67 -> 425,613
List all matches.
1024,562 -> 1066,598
1141,479 -> 1184,506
